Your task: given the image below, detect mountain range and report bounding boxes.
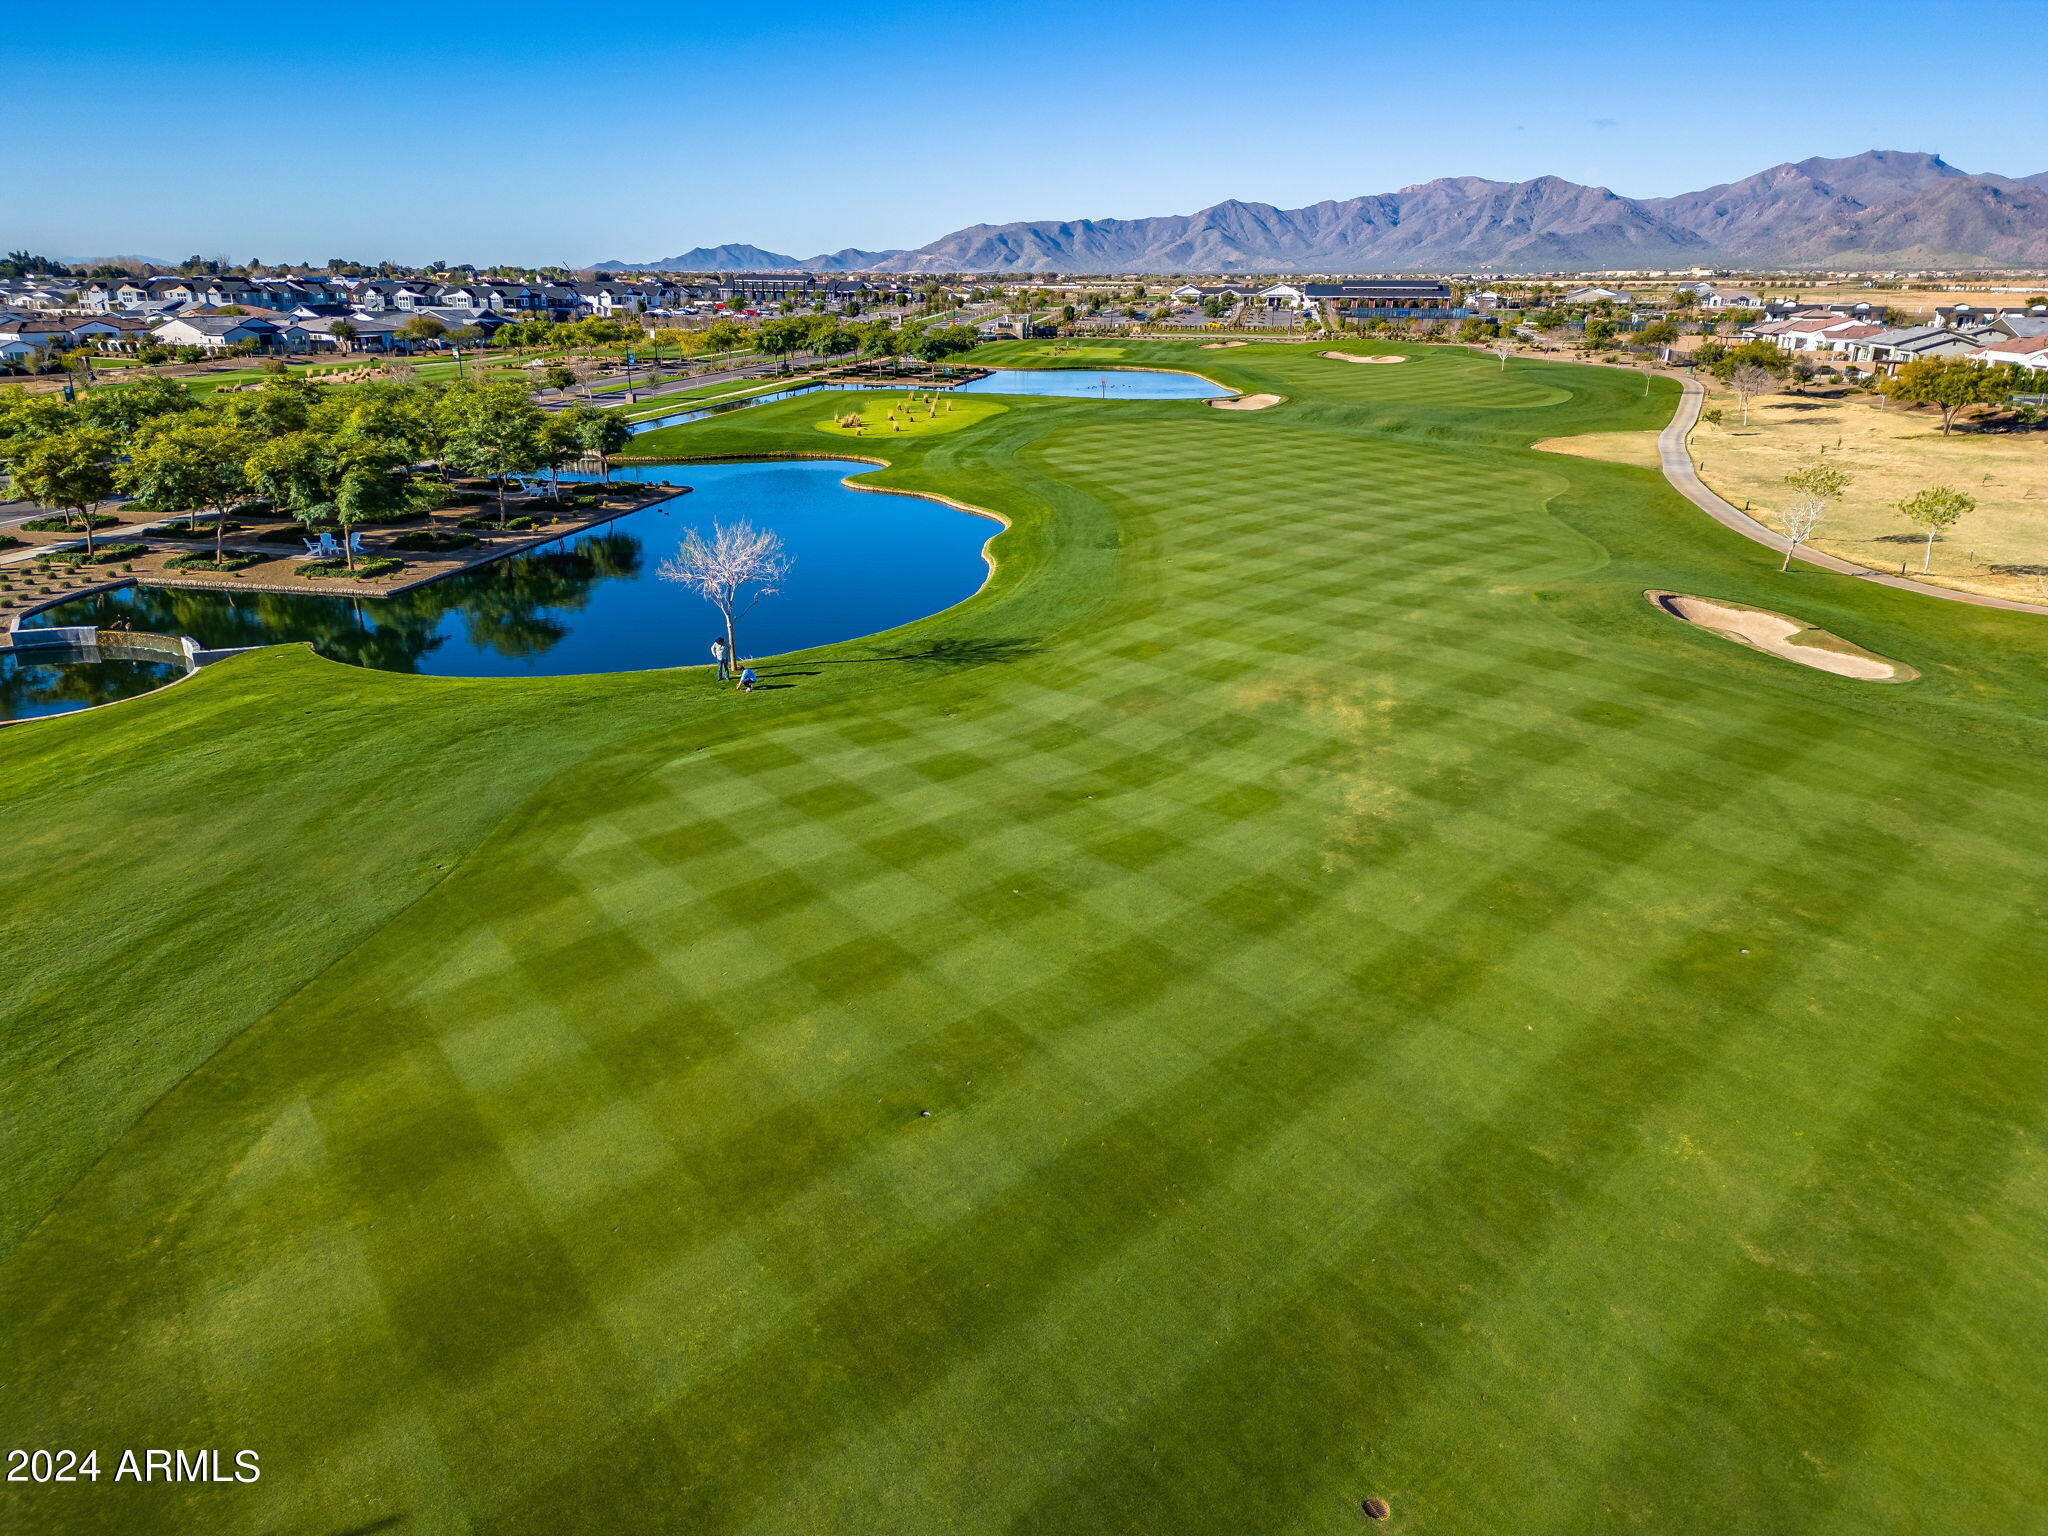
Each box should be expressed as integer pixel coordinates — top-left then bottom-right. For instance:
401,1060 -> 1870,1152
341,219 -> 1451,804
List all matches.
597,152 -> 2048,275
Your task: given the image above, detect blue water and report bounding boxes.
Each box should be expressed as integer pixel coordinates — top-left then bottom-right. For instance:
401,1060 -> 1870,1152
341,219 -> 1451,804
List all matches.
629,382 -> 863,434
19,460 -> 996,695
0,649 -> 186,723
625,366 -> 1227,433
952,368 -> 1229,399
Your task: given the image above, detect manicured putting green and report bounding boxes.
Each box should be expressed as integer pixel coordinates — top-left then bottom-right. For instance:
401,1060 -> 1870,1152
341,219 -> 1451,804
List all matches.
816,392 -> 1005,438
5,341 -> 2048,1536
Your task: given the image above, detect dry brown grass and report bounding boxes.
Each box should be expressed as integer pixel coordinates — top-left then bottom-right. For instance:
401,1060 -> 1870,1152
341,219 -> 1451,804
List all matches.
1646,282 -> 2048,320
1532,430 -> 1664,469
1686,382 -> 2048,600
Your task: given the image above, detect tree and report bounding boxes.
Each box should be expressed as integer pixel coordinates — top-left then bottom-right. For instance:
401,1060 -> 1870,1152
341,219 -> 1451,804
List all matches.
331,466 -> 399,570
78,376 -> 191,437
1777,458 -> 1850,570
121,417 -> 256,565
1708,339 -> 1790,381
246,429 -> 339,537
1777,497 -> 1825,572
1884,356 -> 2016,435
329,319 -> 358,353
1493,340 -> 1514,371
909,324 -> 976,362
1727,364 -> 1774,426
1897,485 -> 1974,573
11,428 -> 119,555
658,520 -> 789,671
567,403 -> 631,483
538,412 -> 586,497
438,381 -> 546,524
543,363 -> 577,395
1636,320 -> 1680,350
700,318 -> 748,359
394,315 -> 448,349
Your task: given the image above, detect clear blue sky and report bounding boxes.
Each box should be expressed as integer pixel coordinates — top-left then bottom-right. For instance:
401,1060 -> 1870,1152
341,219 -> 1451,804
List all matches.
14,0 -> 2046,267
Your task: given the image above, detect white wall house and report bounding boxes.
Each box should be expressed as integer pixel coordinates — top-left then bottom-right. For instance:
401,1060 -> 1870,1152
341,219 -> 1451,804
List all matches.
149,316 -> 278,351
1969,334 -> 2048,373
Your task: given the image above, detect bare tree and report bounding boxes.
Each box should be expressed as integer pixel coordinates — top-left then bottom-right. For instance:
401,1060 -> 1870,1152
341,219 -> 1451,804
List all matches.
1728,364 -> 1774,427
659,520 -> 791,670
1493,340 -> 1514,371
1778,496 -> 1825,572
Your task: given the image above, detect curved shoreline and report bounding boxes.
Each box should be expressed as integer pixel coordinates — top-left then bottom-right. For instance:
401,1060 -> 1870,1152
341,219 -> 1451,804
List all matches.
9,454 -> 1012,721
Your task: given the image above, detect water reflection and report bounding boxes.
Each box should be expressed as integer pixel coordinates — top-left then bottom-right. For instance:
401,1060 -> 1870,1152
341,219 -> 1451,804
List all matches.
0,649 -> 187,721
25,460 -> 993,691
31,530 -> 644,675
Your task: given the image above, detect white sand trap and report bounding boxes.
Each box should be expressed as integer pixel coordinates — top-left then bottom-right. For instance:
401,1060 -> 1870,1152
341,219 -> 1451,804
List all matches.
1201,340 -> 1247,349
1209,394 -> 1282,410
1322,351 -> 1406,364
1648,591 -> 1915,681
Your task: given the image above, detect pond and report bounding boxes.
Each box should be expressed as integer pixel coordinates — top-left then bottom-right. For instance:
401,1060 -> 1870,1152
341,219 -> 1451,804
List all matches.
624,366 -> 1229,432
0,646 -> 188,723
951,368 -> 1229,400
11,460 -> 996,717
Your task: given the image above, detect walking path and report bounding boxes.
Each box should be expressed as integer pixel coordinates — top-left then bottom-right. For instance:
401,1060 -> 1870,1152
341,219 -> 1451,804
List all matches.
1656,374 -> 2048,617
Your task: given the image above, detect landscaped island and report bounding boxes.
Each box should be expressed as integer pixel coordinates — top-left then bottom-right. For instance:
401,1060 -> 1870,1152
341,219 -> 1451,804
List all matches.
5,339 -> 2047,1536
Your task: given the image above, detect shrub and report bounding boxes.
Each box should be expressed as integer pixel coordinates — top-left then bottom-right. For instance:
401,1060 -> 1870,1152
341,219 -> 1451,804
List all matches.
386,530 -> 480,552
148,519 -> 247,539
300,557 -> 405,580
458,514 -> 553,531
0,534 -> 22,552
228,499 -> 274,517
20,513 -> 121,532
38,541 -> 147,567
164,551 -> 269,572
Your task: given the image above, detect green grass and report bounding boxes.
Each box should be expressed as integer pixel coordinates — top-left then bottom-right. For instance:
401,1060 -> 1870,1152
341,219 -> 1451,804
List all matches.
6,340 -> 2048,1534
614,372 -> 799,421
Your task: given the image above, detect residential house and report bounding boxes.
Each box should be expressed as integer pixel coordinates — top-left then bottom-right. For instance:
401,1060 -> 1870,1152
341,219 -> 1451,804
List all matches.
1751,315 -> 1882,353
0,318 -> 89,350
1934,303 -> 2048,329
1562,286 -> 1632,305
148,314 -> 281,352
1968,333 -> 2048,373
1831,324 -> 1983,371
1984,315 -> 2048,340
1687,287 -> 1760,310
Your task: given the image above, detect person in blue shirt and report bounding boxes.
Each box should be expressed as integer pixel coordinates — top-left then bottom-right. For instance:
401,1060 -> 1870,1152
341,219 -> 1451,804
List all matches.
736,666 -> 758,692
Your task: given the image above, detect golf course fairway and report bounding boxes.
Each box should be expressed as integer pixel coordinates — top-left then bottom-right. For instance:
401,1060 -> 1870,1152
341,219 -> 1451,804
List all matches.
5,339 -> 2046,1534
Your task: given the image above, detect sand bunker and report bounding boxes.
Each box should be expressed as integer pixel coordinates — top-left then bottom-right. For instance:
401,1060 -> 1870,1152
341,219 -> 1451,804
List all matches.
1648,591 -> 1915,681
1322,352 -> 1406,364
1209,394 -> 1282,411
1201,340 -> 1247,349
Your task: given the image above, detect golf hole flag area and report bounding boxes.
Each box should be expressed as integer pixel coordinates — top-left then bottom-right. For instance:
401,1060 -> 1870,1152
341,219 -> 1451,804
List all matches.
5,340 -> 2048,1535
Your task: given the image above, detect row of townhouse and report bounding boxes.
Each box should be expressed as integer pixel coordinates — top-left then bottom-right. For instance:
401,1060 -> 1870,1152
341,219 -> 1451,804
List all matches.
63,271 -> 918,321
1745,309 -> 2048,374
